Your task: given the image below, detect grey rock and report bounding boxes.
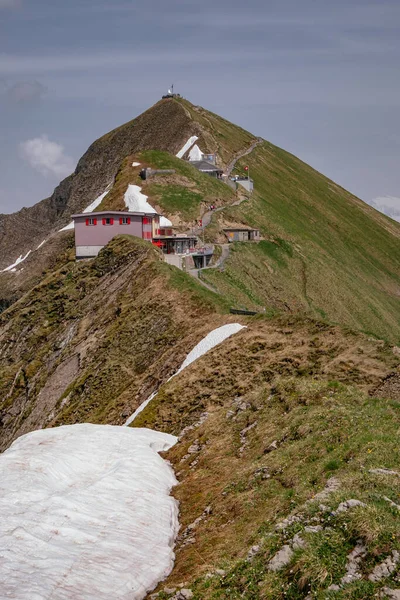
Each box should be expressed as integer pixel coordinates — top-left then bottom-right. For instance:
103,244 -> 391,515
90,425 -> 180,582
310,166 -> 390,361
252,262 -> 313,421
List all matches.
304,525 -> 323,533
370,468 -> 400,477
292,533 -> 306,550
264,440 -> 278,453
268,544 -> 294,571
369,551 -> 400,582
177,590 -> 194,599
164,587 -> 177,595
215,569 -> 226,576
333,499 -> 366,515
247,545 -> 261,560
380,588 -> 400,599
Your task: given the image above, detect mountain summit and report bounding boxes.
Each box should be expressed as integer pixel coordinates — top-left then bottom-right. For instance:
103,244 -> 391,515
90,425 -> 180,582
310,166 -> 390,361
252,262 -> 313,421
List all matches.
1,96 -> 399,340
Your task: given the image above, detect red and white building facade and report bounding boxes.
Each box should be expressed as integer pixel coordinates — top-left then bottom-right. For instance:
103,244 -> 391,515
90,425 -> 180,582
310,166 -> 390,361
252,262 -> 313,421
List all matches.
72,211 -> 161,259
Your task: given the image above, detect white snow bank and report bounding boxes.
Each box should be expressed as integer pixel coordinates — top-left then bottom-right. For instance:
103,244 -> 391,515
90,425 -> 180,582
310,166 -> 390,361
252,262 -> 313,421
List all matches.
59,220 -> 74,231
124,184 -> 157,213
1,249 -> 31,273
0,424 -> 178,600
59,189 -> 110,232
125,323 -> 245,426
188,144 -> 203,161
132,161 -> 141,167
176,135 -> 198,159
160,215 -> 173,227
176,323 -> 245,374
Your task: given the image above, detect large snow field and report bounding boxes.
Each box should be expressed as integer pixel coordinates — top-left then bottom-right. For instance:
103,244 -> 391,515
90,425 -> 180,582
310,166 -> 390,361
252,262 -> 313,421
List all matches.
0,424 -> 178,600
176,136 -> 198,159
125,323 -> 246,426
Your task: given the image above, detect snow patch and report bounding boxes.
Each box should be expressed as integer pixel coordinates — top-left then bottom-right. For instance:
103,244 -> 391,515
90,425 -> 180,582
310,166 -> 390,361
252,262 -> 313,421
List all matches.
176,135 -> 198,159
188,144 -> 203,161
58,189 -> 110,232
125,323 -> 245,426
0,424 -> 178,600
124,184 -> 157,213
36,239 -> 47,250
132,161 -> 141,167
160,215 -> 173,227
177,323 -> 245,375
1,250 -> 31,273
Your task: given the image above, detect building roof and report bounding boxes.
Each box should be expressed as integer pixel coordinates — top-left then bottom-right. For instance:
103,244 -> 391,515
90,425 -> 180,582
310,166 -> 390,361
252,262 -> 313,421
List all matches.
72,210 -> 161,218
223,227 -> 259,232
152,235 -> 197,241
190,160 -> 223,173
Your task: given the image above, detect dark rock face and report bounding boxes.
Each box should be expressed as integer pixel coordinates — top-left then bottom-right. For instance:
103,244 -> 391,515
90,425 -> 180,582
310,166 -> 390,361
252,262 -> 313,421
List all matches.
0,99 -> 197,270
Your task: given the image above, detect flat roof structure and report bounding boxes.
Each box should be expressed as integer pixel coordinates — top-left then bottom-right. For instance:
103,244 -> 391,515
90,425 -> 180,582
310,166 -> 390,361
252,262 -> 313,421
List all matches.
72,210 -> 161,219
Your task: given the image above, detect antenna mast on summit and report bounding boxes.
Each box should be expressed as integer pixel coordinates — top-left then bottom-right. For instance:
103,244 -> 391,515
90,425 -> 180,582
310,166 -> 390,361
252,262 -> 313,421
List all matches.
171,83 -> 174,95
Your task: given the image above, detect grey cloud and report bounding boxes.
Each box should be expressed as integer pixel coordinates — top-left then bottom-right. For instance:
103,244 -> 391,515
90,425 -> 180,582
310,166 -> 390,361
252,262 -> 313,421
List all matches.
368,196 -> 400,222
5,80 -> 47,103
0,0 -> 20,8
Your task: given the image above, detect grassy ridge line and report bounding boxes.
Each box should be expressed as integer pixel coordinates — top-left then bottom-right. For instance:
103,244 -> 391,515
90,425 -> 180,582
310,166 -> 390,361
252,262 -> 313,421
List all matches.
0,236 -> 232,450
133,319 -> 399,599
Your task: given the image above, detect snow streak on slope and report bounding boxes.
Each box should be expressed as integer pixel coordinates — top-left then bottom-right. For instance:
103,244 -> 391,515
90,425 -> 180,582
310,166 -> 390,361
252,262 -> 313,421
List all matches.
160,215 -> 173,227
176,323 -> 245,373
176,135 -> 198,159
1,250 -> 31,273
124,184 -> 157,213
188,144 -> 203,161
125,323 -> 246,426
0,424 -> 178,600
132,161 -> 141,167
59,189 -> 110,231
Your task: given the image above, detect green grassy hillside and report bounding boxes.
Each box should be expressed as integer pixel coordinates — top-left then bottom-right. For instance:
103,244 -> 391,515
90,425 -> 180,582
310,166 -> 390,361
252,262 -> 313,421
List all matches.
199,141 -> 400,343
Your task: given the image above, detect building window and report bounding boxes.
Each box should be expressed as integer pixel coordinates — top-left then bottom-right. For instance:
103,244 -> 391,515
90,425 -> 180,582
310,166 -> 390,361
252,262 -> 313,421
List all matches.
120,217 -> 131,225
102,217 -> 114,225
86,217 -> 97,226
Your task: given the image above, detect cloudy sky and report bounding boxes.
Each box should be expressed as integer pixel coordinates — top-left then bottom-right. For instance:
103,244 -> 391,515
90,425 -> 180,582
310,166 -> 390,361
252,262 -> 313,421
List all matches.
0,0 -> 399,221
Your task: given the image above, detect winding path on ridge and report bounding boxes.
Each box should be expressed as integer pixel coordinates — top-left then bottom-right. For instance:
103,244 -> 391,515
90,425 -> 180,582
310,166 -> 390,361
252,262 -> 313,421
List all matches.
225,137 -> 264,176
188,138 -> 264,293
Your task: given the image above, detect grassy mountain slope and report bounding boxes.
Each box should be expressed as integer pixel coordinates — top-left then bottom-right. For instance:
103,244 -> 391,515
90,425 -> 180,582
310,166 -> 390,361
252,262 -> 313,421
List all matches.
0,235 -> 232,450
131,319 -> 400,599
200,141 -> 400,342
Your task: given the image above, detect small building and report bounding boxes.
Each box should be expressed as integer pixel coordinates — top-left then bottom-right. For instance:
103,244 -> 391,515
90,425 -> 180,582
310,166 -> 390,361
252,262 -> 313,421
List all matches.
152,234 -> 198,255
190,160 -> 223,179
223,228 -> 260,243
72,210 -> 161,259
139,168 -> 175,180
233,177 -> 254,193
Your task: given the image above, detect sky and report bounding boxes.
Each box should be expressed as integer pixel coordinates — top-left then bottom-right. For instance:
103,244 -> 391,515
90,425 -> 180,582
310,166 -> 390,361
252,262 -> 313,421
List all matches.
0,0 -> 399,221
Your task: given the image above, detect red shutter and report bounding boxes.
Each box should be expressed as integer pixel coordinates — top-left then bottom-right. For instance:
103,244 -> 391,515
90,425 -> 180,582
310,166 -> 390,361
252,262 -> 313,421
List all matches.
143,217 -> 148,225
127,217 -> 131,225
110,218 -> 114,225
86,218 -> 89,226
102,218 -> 106,225
119,217 -> 123,225
93,218 -> 97,225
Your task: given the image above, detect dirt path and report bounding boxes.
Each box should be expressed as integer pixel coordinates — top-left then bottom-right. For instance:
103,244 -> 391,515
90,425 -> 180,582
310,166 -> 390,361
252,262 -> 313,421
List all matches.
225,137 -> 264,176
